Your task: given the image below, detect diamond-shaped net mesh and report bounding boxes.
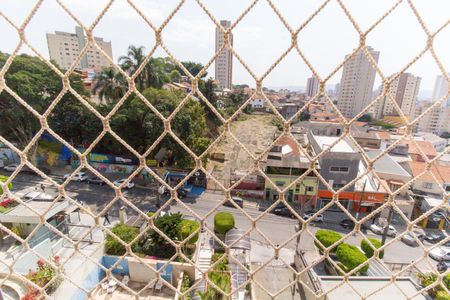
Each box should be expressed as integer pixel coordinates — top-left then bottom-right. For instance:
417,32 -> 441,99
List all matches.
0,0 -> 449,299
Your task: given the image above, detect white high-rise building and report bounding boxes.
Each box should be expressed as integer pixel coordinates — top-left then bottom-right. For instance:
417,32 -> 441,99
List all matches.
381,73 -> 421,117
215,20 -> 233,90
414,101 -> 450,136
306,75 -> 319,98
432,73 -> 450,107
337,47 -> 380,119
47,26 -> 112,71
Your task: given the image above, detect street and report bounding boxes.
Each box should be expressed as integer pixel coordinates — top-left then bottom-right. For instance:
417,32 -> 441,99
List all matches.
1,171 -> 440,275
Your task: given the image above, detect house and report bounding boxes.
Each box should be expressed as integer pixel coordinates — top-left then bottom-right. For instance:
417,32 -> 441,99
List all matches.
308,133 -> 386,213
366,150 -> 414,219
414,132 -> 447,152
405,140 -> 437,162
351,130 -> 381,150
405,161 -> 450,196
275,102 -> 301,120
263,136 -> 319,208
250,98 -> 265,110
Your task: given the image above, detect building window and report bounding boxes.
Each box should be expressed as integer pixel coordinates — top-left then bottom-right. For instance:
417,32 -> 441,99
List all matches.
306,186 -> 314,192
422,182 -> 433,189
275,181 -> 284,187
330,166 -> 349,173
295,184 -> 300,192
333,183 -> 345,189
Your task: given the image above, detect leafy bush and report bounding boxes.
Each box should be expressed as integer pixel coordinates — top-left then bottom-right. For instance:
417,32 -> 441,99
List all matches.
361,238 -> 384,259
26,256 -> 63,294
0,175 -> 12,195
214,212 -> 234,234
336,243 -> 369,274
105,223 -> 140,256
179,219 -> 200,244
315,229 -> 342,253
437,291 -> 450,300
143,213 -> 183,258
181,273 -> 192,300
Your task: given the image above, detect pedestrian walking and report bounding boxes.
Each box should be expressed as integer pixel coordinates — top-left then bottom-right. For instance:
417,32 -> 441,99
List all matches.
40,183 -> 45,193
104,212 -> 111,225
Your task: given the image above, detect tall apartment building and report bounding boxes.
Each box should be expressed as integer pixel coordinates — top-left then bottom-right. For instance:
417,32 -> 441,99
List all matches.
414,101 -> 450,136
215,20 -> 233,90
432,73 -> 450,107
379,73 -> 421,118
306,75 -> 319,98
337,47 -> 380,119
47,26 -> 112,71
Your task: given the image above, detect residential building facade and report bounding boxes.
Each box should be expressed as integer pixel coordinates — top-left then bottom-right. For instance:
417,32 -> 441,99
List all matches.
306,75 -> 319,98
215,20 -> 233,90
263,137 -> 318,207
432,73 -> 450,107
337,47 -> 380,119
47,26 -> 112,71
380,73 -> 421,118
414,102 -> 450,136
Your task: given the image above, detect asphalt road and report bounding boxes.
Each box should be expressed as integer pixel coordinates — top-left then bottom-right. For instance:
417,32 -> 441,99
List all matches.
2,171 -> 441,273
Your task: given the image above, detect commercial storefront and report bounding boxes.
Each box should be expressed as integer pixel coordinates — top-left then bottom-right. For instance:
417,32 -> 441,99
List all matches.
317,190 -> 386,213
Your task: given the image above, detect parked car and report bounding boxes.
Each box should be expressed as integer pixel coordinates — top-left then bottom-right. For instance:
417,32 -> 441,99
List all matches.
86,176 -> 105,185
401,232 -> 425,247
223,197 -> 244,208
437,261 -> 450,272
425,232 -> 446,243
271,203 -> 295,218
303,211 -> 324,222
113,179 -> 135,189
63,172 -> 88,182
0,160 -> 4,169
370,223 -> 397,236
4,164 -> 19,172
429,246 -> 450,261
162,186 -> 187,198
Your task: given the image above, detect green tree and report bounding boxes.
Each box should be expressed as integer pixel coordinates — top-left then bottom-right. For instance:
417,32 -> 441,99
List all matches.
0,52 -> 91,162
336,243 -> 369,274
119,45 -> 146,90
361,238 -> 384,258
143,213 -> 183,258
178,61 -> 206,78
145,57 -> 170,89
0,175 -> 12,195
93,67 -> 127,102
315,229 -> 342,253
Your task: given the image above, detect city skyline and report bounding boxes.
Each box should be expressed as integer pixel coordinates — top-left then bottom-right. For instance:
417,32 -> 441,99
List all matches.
1,0 -> 449,91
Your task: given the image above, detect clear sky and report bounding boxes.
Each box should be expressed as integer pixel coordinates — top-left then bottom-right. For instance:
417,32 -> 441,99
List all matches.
1,0 -> 449,92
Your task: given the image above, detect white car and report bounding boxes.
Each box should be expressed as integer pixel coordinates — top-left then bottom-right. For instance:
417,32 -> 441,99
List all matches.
429,246 -> 450,261
4,164 -> 19,172
370,223 -> 397,237
113,179 -> 135,189
63,172 -> 88,182
303,212 -> 324,222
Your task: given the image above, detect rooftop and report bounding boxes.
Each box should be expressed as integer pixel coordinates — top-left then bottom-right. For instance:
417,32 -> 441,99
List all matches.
0,200 -> 70,223
312,135 -> 354,153
319,277 -> 426,300
367,150 -> 411,178
408,161 -> 450,184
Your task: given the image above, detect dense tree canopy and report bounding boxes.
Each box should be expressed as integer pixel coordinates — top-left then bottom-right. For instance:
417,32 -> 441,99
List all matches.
0,52 -> 97,151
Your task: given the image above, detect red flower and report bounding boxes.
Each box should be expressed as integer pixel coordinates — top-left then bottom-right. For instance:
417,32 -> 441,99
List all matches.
36,259 -> 45,267
53,255 -> 60,263
0,199 -> 11,207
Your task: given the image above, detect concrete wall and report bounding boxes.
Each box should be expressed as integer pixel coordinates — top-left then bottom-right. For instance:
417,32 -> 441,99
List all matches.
9,238 -> 53,274
127,256 -> 195,284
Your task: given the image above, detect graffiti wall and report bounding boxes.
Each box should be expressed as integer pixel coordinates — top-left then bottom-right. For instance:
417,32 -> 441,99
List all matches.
0,147 -> 19,163
36,146 -> 69,167
90,162 -> 137,174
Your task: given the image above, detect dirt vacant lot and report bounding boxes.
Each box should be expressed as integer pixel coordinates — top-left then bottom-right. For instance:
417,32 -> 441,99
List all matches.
207,113 -> 279,188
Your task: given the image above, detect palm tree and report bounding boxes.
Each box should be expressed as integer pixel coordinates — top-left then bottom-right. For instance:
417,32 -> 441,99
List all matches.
119,45 -> 146,90
93,67 -> 126,103
145,57 -> 170,89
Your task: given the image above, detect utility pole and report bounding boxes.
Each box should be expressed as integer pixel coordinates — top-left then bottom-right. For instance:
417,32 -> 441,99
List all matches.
355,179 -> 367,221
381,204 -> 394,245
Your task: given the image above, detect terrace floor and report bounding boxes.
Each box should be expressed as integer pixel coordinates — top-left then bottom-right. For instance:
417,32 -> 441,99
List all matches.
91,282 -> 175,300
